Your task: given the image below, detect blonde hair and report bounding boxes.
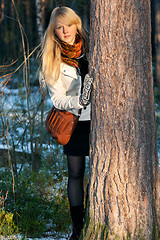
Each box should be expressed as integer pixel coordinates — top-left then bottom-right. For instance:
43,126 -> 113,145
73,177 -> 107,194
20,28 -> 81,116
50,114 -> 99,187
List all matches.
39,6 -> 88,86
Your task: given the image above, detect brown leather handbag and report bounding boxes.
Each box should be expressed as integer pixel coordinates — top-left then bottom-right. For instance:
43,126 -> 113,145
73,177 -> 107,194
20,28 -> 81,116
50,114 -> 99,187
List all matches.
45,106 -> 80,145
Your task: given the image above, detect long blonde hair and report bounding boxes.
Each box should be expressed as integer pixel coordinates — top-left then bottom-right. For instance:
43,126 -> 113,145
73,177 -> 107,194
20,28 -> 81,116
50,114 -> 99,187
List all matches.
39,6 -> 88,86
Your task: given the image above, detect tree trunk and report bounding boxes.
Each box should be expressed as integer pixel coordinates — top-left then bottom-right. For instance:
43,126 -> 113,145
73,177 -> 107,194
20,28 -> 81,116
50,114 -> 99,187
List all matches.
83,0 -> 160,239
0,0 -> 4,23
25,0 -> 32,47
154,0 -> 160,87
35,0 -> 46,40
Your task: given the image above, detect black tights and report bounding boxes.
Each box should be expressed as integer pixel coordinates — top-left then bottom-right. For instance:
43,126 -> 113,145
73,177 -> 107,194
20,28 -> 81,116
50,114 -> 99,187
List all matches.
67,155 -> 85,207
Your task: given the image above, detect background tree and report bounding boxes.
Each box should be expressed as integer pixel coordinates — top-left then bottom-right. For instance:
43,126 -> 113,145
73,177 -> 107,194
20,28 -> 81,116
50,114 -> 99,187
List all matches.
36,0 -> 46,40
83,0 -> 160,239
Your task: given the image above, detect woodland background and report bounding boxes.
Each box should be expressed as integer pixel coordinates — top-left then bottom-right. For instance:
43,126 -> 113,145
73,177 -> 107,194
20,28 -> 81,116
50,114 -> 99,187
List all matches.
0,0 -> 159,239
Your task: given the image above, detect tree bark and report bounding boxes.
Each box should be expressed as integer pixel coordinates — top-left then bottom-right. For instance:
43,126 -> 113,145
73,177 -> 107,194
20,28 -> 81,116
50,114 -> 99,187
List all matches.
35,0 -> 46,40
154,0 -> 160,87
83,0 -> 160,239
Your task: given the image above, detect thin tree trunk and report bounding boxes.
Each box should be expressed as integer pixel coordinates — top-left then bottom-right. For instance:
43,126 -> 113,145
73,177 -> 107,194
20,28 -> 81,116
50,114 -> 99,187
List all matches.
10,0 -> 16,57
83,0 -> 160,239
0,0 -> 5,23
35,0 -> 46,161
36,0 -> 46,40
25,0 -> 32,47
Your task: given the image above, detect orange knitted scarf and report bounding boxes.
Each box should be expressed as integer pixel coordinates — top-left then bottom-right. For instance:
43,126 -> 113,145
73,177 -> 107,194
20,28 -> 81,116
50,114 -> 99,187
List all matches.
60,35 -> 82,68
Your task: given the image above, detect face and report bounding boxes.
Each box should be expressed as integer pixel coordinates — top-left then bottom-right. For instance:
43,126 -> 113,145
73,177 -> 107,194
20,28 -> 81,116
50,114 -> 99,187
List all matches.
55,20 -> 77,45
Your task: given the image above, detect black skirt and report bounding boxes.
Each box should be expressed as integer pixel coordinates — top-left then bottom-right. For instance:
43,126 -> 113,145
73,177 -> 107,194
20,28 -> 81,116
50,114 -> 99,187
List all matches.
63,121 -> 90,156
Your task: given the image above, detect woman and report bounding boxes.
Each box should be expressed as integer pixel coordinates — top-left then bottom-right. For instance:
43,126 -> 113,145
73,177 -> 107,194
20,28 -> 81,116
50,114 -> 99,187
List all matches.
39,6 -> 92,240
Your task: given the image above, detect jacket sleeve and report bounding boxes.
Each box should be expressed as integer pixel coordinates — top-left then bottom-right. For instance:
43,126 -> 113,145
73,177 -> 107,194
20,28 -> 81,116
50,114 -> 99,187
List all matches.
47,75 -> 83,112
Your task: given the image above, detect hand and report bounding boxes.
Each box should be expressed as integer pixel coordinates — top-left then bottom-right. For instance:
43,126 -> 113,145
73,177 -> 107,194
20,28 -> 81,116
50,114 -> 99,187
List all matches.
79,74 -> 93,107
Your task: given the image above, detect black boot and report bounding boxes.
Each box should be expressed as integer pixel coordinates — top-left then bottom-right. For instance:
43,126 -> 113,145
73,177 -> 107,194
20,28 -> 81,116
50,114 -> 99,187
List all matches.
70,205 -> 84,240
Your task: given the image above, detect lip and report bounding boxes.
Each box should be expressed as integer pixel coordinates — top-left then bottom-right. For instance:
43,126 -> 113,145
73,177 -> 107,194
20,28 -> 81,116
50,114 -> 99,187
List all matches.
64,35 -> 71,38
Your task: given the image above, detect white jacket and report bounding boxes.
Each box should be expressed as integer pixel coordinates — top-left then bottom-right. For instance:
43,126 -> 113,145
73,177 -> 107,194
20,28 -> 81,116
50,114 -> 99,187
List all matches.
40,63 -> 91,121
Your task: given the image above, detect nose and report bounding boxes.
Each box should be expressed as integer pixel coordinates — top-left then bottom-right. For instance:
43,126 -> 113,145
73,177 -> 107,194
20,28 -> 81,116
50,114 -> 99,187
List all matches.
63,26 -> 68,34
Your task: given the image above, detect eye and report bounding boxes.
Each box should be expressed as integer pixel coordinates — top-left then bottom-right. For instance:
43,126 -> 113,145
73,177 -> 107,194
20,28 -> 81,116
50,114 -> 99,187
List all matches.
68,24 -> 72,27
56,26 -> 62,30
